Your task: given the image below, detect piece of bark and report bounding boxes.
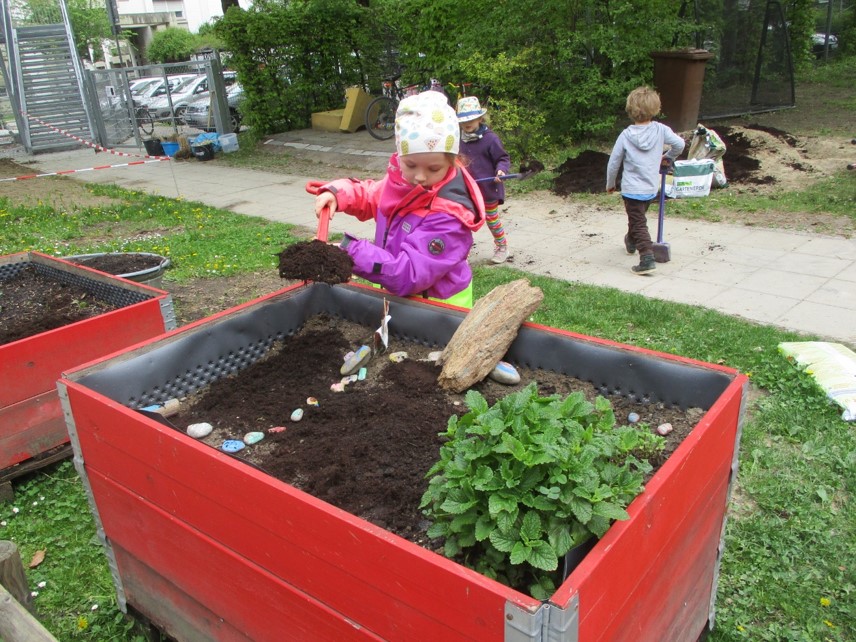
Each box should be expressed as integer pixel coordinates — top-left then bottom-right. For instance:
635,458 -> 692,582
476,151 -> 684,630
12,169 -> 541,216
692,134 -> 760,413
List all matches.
437,279 -> 543,392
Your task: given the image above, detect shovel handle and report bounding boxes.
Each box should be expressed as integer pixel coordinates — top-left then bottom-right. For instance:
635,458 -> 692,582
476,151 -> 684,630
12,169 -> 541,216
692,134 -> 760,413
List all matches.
305,181 -> 331,242
475,173 -> 521,183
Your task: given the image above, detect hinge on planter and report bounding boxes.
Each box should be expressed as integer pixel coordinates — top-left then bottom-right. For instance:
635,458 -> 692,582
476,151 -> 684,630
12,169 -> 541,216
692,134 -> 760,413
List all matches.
160,295 -> 178,331
504,595 -> 579,642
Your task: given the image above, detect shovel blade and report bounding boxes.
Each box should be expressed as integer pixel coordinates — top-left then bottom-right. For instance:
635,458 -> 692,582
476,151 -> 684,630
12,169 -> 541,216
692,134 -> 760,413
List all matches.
652,242 -> 671,263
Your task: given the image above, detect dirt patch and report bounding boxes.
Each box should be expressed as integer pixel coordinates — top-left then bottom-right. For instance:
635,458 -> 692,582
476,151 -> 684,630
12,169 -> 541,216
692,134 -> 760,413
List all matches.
0,265 -> 120,345
549,123 -> 847,197
165,314 -> 702,590
0,158 -> 120,210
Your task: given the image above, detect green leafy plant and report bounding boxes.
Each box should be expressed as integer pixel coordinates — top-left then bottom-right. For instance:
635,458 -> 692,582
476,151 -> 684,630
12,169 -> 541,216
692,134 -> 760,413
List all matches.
421,382 -> 664,599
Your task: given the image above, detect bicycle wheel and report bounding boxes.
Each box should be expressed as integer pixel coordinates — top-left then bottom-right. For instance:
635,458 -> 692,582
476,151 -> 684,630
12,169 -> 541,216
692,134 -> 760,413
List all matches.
365,96 -> 397,141
137,108 -> 154,136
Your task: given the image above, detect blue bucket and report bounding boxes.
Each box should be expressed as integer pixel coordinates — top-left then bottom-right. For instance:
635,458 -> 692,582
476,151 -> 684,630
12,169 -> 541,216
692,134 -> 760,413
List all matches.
161,142 -> 180,157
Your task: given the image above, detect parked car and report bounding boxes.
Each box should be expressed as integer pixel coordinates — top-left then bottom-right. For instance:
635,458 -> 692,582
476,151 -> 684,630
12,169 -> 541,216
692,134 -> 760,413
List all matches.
133,74 -> 198,109
812,32 -> 838,55
147,72 -> 237,123
184,83 -> 244,133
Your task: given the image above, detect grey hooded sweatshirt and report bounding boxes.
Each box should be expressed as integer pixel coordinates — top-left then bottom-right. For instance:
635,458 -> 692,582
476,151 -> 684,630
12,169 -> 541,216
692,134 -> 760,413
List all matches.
606,122 -> 685,197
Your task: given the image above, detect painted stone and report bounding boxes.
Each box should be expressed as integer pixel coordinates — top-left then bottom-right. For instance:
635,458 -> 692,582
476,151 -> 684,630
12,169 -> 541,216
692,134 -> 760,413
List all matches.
330,382 -> 345,392
389,351 -> 408,363
306,397 -> 319,406
291,408 -> 304,422
341,345 -> 372,375
221,440 -> 245,453
488,360 -> 521,385
357,367 -> 367,381
424,351 -> 443,362
657,423 -> 674,436
187,422 -> 213,439
244,431 -> 265,445
628,412 -> 640,424
268,426 -> 286,434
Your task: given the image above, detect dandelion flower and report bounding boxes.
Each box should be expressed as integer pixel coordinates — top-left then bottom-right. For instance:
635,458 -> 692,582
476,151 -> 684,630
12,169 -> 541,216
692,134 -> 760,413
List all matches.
820,597 -> 831,607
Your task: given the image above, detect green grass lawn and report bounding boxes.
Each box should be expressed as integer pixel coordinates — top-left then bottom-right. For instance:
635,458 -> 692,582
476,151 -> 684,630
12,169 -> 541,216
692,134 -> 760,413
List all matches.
2,181 -> 853,641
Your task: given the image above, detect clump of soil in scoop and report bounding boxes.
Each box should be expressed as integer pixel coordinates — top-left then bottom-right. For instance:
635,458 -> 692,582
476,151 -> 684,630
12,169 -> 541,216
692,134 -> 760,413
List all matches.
0,265 -> 119,345
277,240 -> 353,284
67,253 -> 163,275
170,315 -> 702,567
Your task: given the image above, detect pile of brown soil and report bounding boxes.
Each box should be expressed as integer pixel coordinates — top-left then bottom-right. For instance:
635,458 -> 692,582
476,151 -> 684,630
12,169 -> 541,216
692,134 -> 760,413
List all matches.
170,315 -> 702,553
277,240 -> 354,284
550,123 -> 814,196
0,265 -> 119,345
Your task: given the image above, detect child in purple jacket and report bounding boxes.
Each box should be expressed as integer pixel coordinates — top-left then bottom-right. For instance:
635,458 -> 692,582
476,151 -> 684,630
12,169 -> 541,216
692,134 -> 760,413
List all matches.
456,96 -> 512,264
313,91 -> 485,307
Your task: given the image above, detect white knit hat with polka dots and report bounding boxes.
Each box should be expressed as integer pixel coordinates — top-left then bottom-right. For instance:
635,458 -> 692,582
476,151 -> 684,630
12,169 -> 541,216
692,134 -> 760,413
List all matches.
395,90 -> 460,156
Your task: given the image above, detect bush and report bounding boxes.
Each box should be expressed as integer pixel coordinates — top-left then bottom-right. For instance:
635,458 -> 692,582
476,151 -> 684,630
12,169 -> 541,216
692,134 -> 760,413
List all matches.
147,27 -> 200,64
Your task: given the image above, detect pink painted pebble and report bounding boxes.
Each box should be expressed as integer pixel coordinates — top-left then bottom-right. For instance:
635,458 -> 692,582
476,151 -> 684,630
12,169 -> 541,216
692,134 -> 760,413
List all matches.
268,426 -> 286,434
657,423 -> 673,436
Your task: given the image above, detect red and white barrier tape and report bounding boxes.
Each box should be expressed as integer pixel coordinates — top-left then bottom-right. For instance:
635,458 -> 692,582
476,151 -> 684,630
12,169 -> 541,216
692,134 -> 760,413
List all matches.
20,110 -> 170,160
0,158 -> 170,183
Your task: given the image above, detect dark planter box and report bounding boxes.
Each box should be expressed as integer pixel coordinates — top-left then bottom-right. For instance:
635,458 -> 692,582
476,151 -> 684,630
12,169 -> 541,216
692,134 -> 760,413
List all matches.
1,252 -> 175,477
59,283 -> 747,641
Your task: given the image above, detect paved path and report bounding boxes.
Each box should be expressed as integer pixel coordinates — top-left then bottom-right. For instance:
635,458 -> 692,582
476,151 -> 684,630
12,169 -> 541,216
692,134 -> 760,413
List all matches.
21,130 -> 856,347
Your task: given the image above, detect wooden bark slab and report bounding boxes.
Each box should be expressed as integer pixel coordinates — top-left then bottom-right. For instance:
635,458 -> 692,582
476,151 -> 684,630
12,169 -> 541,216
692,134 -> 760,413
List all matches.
437,279 -> 543,392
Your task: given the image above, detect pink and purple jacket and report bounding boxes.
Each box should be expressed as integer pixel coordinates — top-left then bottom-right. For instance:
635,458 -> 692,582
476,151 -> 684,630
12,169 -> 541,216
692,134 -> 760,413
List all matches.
321,154 -> 485,300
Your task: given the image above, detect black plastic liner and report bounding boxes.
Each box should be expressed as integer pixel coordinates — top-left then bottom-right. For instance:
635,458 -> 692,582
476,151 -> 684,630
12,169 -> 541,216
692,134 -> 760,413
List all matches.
71,283 -> 733,411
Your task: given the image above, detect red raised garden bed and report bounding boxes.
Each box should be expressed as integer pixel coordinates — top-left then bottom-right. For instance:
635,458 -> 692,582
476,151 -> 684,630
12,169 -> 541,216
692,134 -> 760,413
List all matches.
1,251 -> 175,480
59,282 -> 746,642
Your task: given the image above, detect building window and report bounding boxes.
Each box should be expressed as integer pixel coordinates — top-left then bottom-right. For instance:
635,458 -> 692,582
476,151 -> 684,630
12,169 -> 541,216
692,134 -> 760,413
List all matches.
175,10 -> 183,16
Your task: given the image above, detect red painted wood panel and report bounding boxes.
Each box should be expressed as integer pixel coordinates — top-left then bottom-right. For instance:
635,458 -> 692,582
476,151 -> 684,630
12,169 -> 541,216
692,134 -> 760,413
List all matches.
0,391 -> 66,468
1,252 -> 171,470
65,384 -> 533,641
89,472 -> 386,642
554,381 -> 744,641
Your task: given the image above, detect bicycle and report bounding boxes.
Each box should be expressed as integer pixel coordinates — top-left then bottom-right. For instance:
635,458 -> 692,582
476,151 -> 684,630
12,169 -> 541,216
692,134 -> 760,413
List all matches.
135,104 -> 155,136
364,77 -> 446,141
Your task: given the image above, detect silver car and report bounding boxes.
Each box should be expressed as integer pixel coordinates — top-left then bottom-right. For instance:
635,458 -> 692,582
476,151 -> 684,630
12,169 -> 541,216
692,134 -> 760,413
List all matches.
147,72 -> 237,123
184,84 -> 244,133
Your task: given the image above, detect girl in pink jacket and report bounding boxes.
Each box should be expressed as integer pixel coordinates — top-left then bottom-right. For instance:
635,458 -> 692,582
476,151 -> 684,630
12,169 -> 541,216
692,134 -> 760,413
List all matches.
314,91 -> 485,307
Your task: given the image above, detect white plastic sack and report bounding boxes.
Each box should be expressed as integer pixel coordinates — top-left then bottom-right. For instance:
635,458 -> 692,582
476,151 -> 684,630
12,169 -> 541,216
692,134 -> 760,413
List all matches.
779,342 -> 856,421
665,159 -> 716,198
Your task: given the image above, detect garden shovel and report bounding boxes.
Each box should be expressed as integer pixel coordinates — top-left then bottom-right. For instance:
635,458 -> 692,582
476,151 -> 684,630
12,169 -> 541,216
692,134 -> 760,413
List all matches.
305,180 -> 331,242
652,170 -> 670,263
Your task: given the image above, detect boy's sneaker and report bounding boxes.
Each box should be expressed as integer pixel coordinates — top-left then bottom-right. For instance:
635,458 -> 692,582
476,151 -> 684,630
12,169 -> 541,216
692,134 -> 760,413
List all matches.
492,244 -> 510,264
631,254 -> 656,274
624,235 -> 636,254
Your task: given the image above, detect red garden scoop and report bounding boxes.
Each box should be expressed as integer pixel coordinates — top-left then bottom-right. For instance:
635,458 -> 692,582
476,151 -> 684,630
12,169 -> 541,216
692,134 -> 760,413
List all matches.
305,180 -> 331,242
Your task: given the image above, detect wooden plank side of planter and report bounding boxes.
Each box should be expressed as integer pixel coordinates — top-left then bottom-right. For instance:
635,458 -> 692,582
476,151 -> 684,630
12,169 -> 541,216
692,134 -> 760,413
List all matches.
555,378 -> 745,641
0,300 -> 168,406
0,392 -> 65,469
87,472 -> 383,642
65,385 -> 531,642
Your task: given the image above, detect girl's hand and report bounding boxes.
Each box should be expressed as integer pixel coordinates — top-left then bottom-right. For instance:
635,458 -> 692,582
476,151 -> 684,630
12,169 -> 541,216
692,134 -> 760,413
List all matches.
494,169 -> 505,183
314,192 -> 337,219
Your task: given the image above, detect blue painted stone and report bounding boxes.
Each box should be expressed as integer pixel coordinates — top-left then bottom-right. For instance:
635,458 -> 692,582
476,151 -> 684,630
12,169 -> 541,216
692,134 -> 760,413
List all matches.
488,360 -> 521,385
244,431 -> 265,445
221,440 -> 245,453
290,408 -> 304,422
357,367 -> 367,381
628,412 -> 640,424
341,345 -> 372,375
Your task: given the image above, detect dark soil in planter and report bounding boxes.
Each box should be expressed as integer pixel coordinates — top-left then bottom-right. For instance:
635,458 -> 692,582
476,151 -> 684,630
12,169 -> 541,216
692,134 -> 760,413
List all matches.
0,265 -> 120,345
169,315 -> 703,563
67,253 -> 162,275
277,240 -> 353,284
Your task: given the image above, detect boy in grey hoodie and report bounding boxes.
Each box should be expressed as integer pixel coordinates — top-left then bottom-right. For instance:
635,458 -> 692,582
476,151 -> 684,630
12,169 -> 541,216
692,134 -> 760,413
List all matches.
606,86 -> 685,274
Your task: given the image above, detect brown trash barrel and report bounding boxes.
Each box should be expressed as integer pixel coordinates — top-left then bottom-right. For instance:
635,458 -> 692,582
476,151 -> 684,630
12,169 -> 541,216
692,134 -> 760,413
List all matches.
650,49 -> 714,133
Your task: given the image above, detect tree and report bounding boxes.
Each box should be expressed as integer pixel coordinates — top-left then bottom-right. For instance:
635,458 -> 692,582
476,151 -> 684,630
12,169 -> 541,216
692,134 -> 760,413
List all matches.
146,27 -> 199,63
66,0 -> 113,61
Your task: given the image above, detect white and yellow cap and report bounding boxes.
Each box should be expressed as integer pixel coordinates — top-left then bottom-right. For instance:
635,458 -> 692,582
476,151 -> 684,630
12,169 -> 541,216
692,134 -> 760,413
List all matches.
395,91 -> 459,156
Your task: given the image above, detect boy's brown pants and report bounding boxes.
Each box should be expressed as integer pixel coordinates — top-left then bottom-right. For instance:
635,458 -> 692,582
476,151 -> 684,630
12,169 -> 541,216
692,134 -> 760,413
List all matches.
623,196 -> 655,256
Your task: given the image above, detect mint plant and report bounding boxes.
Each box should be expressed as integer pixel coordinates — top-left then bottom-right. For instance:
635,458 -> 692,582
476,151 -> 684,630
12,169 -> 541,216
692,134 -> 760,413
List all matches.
421,382 -> 664,599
